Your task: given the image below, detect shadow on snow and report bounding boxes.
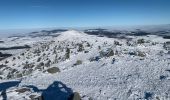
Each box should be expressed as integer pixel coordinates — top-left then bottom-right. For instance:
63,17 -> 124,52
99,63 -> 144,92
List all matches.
0,81 -> 21,100
25,81 -> 73,100
0,80 -> 73,100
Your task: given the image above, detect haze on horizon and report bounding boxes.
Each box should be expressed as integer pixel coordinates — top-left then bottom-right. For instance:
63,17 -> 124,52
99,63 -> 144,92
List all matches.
0,0 -> 170,29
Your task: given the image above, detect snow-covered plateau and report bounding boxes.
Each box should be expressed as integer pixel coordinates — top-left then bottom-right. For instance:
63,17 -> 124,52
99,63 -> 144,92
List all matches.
0,29 -> 170,100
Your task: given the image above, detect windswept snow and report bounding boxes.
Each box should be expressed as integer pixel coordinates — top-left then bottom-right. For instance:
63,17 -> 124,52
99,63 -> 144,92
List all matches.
0,30 -> 170,100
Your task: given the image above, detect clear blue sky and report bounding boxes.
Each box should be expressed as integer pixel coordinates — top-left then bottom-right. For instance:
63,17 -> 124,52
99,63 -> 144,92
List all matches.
0,0 -> 170,29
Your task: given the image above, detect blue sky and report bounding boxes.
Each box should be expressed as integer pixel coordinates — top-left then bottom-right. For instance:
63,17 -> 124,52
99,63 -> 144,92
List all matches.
0,0 -> 170,29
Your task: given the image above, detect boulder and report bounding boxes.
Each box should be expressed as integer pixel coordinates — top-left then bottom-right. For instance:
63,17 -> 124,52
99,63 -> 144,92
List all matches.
68,92 -> 81,100
29,95 -> 44,100
73,60 -> 82,66
15,88 -> 31,93
47,67 -> 60,74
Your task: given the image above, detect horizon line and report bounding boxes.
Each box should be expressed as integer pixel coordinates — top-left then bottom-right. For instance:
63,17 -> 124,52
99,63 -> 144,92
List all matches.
0,23 -> 170,30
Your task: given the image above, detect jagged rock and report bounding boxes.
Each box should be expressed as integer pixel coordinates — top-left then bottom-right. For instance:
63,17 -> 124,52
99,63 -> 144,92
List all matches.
16,73 -> 22,78
137,51 -> 146,57
99,49 -> 114,58
164,41 -> 170,50
7,73 -> 13,79
23,63 -> 35,69
107,49 -> 114,57
37,57 -> 41,62
36,62 -> 44,70
114,41 -> 121,46
23,69 -> 33,75
137,39 -> 145,44
45,60 -> 51,67
77,43 -> 84,52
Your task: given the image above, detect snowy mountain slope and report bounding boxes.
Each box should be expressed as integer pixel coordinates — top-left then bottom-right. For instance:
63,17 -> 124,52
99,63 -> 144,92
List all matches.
0,30 -> 170,100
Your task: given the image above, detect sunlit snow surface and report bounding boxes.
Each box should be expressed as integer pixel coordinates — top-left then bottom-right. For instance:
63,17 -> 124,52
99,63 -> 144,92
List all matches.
0,30 -> 170,100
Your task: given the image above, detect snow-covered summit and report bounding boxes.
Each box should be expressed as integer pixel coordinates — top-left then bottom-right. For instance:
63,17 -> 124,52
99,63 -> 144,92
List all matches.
57,30 -> 87,40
